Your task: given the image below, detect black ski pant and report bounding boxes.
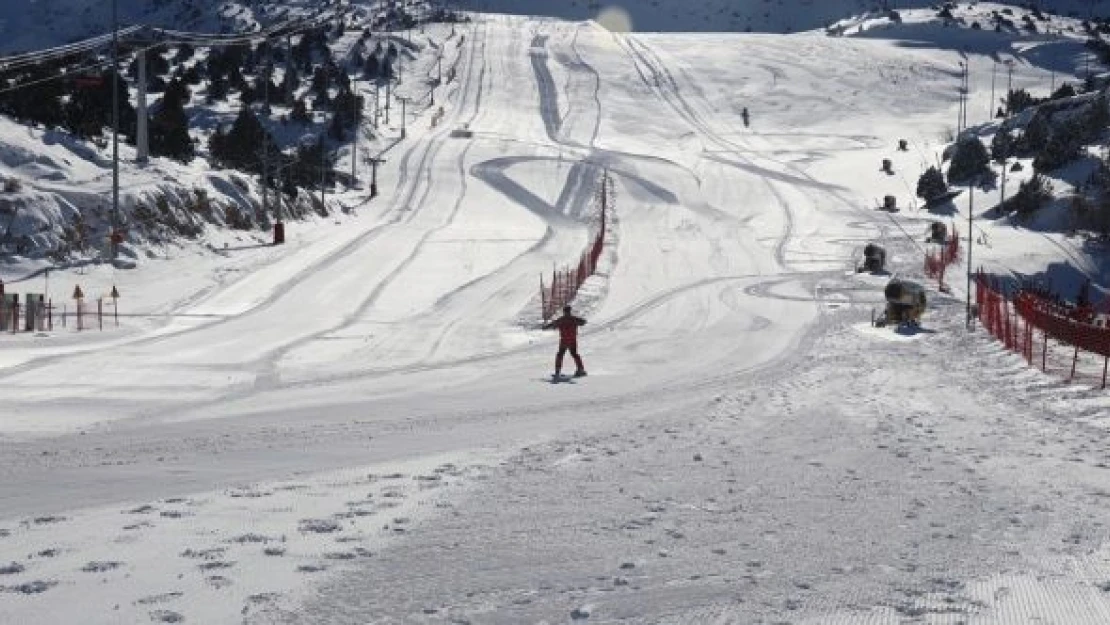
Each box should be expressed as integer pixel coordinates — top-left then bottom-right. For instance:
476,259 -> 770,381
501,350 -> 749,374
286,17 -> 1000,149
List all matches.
556,342 -> 585,374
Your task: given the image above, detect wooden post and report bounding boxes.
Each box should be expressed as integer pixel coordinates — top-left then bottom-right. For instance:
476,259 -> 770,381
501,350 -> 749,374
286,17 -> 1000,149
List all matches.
1042,330 -> 1049,372
1103,355 -> 1108,389
98,298 -> 103,331
48,299 -> 53,331
1025,319 -> 1033,363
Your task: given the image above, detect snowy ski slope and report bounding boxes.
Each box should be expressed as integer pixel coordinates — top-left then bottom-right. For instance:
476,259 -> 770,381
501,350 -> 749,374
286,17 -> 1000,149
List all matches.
4,2 -> 1110,623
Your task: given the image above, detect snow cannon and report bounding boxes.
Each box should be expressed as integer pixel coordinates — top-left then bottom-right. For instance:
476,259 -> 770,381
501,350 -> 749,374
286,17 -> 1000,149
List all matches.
880,279 -> 926,327
926,221 -> 947,244
858,243 -> 886,273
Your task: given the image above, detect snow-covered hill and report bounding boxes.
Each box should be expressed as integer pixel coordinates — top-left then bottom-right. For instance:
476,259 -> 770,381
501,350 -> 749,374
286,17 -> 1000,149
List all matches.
6,2 -> 1110,623
458,0 -> 1110,32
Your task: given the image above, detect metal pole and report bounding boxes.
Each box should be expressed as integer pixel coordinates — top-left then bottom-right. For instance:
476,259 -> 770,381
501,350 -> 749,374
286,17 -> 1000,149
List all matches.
1007,62 -> 1014,113
320,140 -> 326,211
967,178 -> 974,327
385,79 -> 391,125
402,97 -> 407,138
964,62 -> 970,130
111,0 -> 119,260
351,79 -> 358,185
999,158 -> 1007,209
956,62 -> 964,136
370,157 -> 378,198
262,55 -> 270,220
990,61 -> 996,119
136,49 -> 148,163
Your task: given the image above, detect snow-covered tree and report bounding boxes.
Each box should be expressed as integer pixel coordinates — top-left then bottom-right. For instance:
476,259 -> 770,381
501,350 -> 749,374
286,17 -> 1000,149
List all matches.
947,136 -> 990,182
916,166 -> 948,200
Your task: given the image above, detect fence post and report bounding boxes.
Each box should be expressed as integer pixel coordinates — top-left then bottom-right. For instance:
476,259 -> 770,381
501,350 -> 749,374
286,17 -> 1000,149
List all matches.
1042,330 -> 1049,372
1071,344 -> 1080,381
98,298 -> 103,331
1025,316 -> 1033,363
1103,355 -> 1108,389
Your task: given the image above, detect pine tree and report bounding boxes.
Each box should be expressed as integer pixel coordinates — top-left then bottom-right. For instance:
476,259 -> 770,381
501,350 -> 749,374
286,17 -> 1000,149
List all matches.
150,78 -> 194,162
364,54 -> 380,79
1006,173 -> 1054,217
1081,92 -> 1109,141
1051,82 -> 1077,100
1021,112 -> 1050,152
280,65 -> 299,104
290,97 -> 311,124
1005,88 -> 1037,115
916,166 -> 948,200
63,68 -> 136,141
1034,123 -> 1082,172
991,129 -> 1015,162
209,105 -> 278,173
947,136 -> 990,182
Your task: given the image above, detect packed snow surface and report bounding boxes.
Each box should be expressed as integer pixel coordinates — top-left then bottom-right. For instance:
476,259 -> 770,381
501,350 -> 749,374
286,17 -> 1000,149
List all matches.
4,3 -> 1110,623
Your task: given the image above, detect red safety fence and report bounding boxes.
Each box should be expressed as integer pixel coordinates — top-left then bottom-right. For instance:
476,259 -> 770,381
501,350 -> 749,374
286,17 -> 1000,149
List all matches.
540,172 -> 611,321
976,271 -> 1110,388
924,225 -> 960,290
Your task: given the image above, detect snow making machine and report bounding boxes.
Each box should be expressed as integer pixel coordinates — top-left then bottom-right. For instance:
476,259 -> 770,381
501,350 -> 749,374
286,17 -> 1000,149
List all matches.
857,243 -> 886,273
874,278 -> 927,328
925,221 -> 947,244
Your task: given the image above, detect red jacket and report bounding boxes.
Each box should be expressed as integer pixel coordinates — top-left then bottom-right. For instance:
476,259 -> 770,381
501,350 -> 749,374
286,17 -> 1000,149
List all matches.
545,314 -> 586,344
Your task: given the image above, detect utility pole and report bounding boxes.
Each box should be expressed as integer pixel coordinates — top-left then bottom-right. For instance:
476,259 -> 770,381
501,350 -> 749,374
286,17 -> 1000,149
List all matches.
351,79 -> 360,186
384,78 -> 391,125
320,139 -> 327,212
373,82 -> 380,128
957,61 -> 965,136
1005,59 -> 1014,114
999,157 -> 1008,209
369,155 -> 383,198
285,36 -> 295,106
262,53 -> 270,222
967,176 -> 975,328
962,61 -> 969,132
398,96 -> 409,139
136,48 -> 149,163
990,60 -> 996,120
110,0 -> 120,260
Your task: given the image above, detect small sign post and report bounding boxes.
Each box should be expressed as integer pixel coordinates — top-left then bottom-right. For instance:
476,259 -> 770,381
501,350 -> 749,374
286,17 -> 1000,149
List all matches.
110,285 -> 120,327
73,285 -> 84,331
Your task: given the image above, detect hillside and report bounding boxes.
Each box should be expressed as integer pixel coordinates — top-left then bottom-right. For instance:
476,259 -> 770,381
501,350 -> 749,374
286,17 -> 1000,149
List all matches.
458,0 -> 1110,32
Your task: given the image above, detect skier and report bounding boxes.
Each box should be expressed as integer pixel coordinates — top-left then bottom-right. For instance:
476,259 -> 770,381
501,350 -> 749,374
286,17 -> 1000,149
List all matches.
741,107 -> 750,128
542,305 -> 587,379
